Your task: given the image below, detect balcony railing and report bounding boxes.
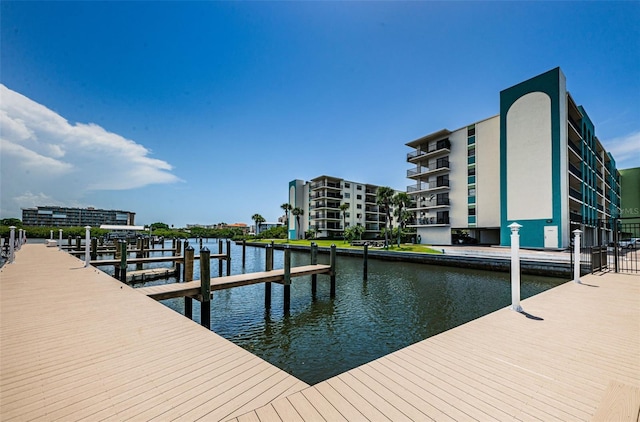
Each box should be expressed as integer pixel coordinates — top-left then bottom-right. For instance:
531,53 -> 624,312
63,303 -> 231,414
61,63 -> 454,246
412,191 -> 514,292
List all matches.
413,217 -> 450,225
310,182 -> 341,190
569,188 -> 582,201
407,180 -> 449,193
406,140 -> 451,160
569,162 -> 582,178
312,192 -> 342,199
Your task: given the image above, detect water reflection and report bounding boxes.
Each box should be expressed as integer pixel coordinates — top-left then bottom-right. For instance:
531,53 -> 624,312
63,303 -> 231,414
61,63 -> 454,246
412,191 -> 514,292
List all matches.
122,239 -> 565,385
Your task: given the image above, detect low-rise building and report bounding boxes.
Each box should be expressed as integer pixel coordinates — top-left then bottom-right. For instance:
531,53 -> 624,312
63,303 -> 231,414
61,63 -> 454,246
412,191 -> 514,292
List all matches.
22,206 -> 135,227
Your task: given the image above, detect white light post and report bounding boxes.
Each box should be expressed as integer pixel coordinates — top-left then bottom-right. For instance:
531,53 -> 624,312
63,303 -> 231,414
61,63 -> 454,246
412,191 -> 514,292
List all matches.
8,226 -> 16,264
509,222 -> 523,312
16,229 -> 22,250
84,226 -> 91,267
573,229 -> 582,283
58,229 -> 63,251
50,230 -> 53,240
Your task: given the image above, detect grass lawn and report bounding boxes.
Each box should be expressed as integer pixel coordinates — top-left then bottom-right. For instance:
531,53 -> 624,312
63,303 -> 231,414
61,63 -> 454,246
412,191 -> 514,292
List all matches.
251,238 -> 442,254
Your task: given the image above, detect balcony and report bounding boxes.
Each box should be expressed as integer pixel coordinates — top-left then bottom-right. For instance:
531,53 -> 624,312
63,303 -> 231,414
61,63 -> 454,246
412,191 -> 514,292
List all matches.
569,188 -> 582,201
409,217 -> 450,226
312,192 -> 342,200
569,162 -> 582,179
406,140 -> 451,162
315,223 -> 342,231
310,181 -> 341,190
313,212 -> 340,220
407,179 -> 450,194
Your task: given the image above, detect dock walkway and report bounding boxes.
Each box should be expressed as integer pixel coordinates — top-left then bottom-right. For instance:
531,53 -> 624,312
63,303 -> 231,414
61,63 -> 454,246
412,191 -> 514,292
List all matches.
1,244 -> 638,421
136,265 -> 331,300
0,245 -> 308,421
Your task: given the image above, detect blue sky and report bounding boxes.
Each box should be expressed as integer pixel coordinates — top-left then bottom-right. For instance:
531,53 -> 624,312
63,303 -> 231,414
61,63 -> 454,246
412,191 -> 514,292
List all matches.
1,1 -> 638,227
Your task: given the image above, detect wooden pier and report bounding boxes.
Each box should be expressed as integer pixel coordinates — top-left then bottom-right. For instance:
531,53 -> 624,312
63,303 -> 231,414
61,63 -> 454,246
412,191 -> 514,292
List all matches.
137,265 -> 332,300
2,244 -> 638,421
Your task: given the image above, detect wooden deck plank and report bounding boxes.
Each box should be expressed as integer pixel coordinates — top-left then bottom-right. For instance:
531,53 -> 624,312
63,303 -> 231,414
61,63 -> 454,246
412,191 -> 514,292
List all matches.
591,381 -> 640,422
136,264 -> 332,300
0,245 -> 308,421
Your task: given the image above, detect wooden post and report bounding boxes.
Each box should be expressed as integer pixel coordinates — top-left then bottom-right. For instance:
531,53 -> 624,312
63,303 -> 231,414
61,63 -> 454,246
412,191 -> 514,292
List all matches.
184,246 -> 194,319
284,247 -> 291,313
119,240 -> 127,283
311,242 -> 318,297
265,245 -> 273,309
226,239 -> 231,276
91,237 -> 98,261
175,239 -> 182,282
330,244 -> 336,298
218,239 -> 223,277
200,247 -> 211,329
67,235 -> 72,248
242,239 -> 246,267
509,222 -> 523,312
136,237 -> 143,270
144,236 -> 150,258
199,237 -> 203,249
573,229 -> 582,283
363,243 -> 368,281
75,236 -> 81,251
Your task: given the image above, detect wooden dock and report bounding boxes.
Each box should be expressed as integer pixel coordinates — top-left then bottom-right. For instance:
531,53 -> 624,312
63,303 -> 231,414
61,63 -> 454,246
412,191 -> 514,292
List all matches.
0,244 -> 308,421
136,265 -> 332,300
1,244 -> 638,421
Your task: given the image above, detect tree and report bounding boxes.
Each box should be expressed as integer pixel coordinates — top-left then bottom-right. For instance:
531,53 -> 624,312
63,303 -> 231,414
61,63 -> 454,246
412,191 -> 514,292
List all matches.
344,225 -> 365,242
376,186 -> 395,249
281,203 -> 292,241
291,207 -> 303,239
1,218 -> 22,227
251,213 -> 265,235
150,222 -> 169,230
306,228 -> 316,240
392,192 -> 411,246
339,203 -> 350,241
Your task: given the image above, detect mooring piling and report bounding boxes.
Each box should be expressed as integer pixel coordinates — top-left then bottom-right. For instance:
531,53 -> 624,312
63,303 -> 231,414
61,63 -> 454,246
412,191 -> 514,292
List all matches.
119,240 -> 127,283
184,246 -> 194,319
363,243 -> 368,281
175,239 -> 182,282
242,239 -> 246,267
200,247 -> 211,329
218,239 -> 223,277
265,245 -> 273,309
311,242 -> 318,297
284,247 -> 291,313
330,244 -> 336,298
90,237 -> 97,261
226,239 -> 231,276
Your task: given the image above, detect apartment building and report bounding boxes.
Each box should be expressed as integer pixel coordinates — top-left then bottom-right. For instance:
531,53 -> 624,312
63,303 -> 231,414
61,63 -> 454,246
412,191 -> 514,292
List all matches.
406,67 -> 621,248
22,206 -> 136,227
288,176 -> 396,240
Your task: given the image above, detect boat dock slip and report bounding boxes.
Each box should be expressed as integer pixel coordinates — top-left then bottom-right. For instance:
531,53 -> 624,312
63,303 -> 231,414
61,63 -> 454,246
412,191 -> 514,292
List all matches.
2,244 -> 638,421
136,265 -> 332,300
89,254 -> 224,266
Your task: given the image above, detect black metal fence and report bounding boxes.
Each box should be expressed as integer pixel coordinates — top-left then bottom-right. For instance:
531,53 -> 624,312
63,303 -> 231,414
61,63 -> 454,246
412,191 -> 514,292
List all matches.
577,218 -> 639,274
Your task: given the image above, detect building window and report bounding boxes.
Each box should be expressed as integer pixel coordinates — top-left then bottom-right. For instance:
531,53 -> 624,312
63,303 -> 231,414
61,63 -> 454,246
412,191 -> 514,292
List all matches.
467,125 -> 476,137
468,187 -> 476,196
468,166 -> 476,176
357,213 -> 362,219
356,194 -> 362,200
357,185 -> 362,190
468,147 -> 475,157
469,207 -> 476,216
345,183 -> 350,188
344,193 -> 350,198
356,204 -> 362,209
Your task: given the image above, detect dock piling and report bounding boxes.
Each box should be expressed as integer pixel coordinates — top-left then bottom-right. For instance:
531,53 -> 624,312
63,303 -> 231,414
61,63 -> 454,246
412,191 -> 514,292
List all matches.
58,229 -> 63,251
226,239 -> 231,276
8,226 -> 15,264
119,240 -> 127,283
175,239 -> 182,282
200,247 -> 211,329
218,240 -> 223,277
330,244 -> 336,298
573,229 -> 582,283
91,237 -> 97,261
311,242 -> 318,297
265,245 -> 273,309
84,226 -> 91,267
242,239 -> 246,267
363,243 -> 368,281
284,247 -> 291,313
184,246 -> 194,319
75,236 -> 81,251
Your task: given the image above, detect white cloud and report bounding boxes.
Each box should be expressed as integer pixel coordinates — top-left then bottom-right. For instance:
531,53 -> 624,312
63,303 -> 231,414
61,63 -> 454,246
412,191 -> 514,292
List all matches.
600,131 -> 640,170
0,84 -> 181,218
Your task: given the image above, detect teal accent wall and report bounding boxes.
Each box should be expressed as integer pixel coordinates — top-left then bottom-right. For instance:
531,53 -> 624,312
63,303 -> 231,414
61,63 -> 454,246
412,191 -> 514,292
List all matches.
499,67 -> 565,247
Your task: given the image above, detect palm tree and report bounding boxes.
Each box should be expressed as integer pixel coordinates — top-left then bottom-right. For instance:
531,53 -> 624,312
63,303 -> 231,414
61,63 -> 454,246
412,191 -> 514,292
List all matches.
291,207 -> 303,239
251,213 -> 265,235
376,186 -> 395,249
339,203 -> 350,241
281,203 -> 292,241
393,192 -> 411,246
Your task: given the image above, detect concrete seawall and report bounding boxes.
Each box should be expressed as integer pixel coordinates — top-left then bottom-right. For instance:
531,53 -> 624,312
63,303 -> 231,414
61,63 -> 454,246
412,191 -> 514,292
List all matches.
242,242 -> 577,278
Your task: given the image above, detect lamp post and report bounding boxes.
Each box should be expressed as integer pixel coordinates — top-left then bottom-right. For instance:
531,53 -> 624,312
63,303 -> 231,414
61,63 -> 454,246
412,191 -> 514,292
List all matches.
509,222 -> 523,312
573,229 -> 582,283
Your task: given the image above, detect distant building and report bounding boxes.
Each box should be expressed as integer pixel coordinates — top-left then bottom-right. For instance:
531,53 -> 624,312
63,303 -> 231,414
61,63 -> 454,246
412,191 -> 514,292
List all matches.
405,67 -> 621,248
21,206 -> 135,227
288,176 -> 400,240
186,223 -> 249,233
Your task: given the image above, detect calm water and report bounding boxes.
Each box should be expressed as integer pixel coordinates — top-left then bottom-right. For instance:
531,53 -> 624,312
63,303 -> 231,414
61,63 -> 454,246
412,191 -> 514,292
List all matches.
110,239 -> 566,385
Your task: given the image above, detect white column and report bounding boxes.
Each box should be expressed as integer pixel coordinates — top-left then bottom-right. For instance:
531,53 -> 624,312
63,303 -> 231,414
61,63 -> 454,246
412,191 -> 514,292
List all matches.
84,226 -> 91,267
16,229 -> 22,250
50,230 -> 53,240
58,229 -> 63,251
509,222 -> 523,312
573,229 -> 582,283
8,226 -> 16,264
